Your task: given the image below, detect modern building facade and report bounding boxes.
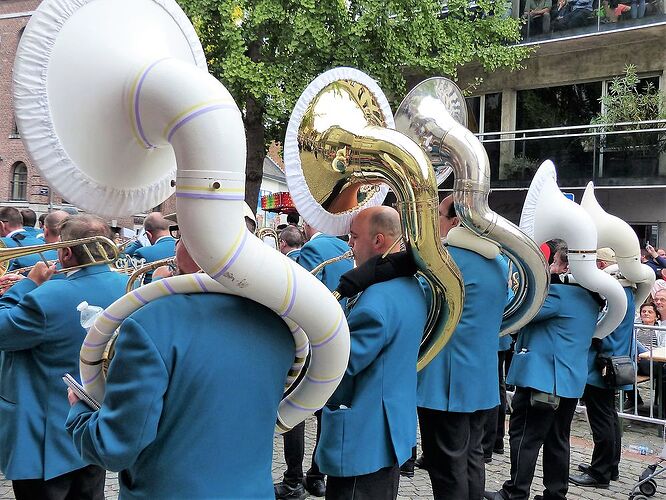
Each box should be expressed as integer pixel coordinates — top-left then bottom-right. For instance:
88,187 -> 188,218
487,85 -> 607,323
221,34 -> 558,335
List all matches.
455,5 -> 666,245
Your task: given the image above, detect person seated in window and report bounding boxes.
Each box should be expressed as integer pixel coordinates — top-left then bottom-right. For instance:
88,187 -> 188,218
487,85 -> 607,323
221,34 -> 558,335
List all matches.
523,0 -> 553,35
602,0 -> 631,22
552,0 -> 593,30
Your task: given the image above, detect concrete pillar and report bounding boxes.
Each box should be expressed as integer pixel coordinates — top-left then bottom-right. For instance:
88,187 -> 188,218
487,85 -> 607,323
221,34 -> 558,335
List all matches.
658,222 -> 666,248
499,88 -> 517,180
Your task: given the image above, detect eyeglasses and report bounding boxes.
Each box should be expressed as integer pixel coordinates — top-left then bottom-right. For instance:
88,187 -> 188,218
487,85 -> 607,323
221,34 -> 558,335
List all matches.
169,224 -> 180,240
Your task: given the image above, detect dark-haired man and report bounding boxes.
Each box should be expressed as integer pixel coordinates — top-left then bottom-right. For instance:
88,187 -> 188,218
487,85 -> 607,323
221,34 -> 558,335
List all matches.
0,207 -> 47,271
0,215 -> 128,499
21,209 -> 42,239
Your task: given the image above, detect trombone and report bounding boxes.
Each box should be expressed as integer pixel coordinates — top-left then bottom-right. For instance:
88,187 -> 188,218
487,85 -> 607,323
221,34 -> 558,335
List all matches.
0,236 -> 119,277
126,257 -> 176,292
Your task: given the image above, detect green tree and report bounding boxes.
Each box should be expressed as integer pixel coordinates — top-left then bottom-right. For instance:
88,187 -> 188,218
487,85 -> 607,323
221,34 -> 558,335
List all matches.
178,0 -> 530,211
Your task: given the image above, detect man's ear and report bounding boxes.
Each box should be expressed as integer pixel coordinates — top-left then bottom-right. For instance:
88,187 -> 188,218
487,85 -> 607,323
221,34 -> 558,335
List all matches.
452,216 -> 461,228
374,232 -> 385,249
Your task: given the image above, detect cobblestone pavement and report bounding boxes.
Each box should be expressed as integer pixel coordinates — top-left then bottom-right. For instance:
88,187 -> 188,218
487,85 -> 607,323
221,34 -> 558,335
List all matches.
0,411 -> 664,499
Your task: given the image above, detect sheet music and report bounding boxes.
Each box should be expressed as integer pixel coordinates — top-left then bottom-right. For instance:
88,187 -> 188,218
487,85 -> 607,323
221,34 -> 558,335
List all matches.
62,373 -> 101,410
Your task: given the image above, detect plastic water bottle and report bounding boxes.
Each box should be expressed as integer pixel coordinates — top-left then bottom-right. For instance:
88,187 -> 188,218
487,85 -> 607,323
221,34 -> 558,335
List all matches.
628,444 -> 654,455
77,301 -> 104,330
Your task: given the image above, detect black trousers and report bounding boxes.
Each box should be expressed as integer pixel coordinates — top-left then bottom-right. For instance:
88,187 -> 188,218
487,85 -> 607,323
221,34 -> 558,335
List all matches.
282,409 -> 324,484
418,407 -> 487,500
483,350 -> 509,458
326,465 -> 399,500
499,388 -> 577,500
12,465 -> 105,500
583,384 -> 621,483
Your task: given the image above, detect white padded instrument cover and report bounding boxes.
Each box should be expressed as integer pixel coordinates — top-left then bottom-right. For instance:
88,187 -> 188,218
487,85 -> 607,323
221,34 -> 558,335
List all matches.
13,0 -> 207,216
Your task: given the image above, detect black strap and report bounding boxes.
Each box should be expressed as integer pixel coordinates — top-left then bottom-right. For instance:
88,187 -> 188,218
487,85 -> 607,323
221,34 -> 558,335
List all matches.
10,232 -> 26,246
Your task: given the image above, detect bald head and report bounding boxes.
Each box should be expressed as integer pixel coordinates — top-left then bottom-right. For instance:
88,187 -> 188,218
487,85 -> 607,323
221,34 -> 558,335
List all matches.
349,206 -> 401,266
59,215 -> 113,266
43,210 -> 69,243
143,212 -> 171,244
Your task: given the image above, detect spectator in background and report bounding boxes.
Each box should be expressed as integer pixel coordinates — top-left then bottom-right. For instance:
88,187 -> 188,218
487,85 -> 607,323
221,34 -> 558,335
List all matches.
523,0 -> 552,35
552,0 -> 593,30
643,244 -> 666,280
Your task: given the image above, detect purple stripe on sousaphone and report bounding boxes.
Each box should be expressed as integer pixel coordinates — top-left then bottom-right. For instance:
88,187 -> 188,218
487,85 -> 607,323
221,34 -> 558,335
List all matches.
167,104 -> 237,142
310,319 -> 344,349
103,311 -> 122,323
306,373 -> 344,384
82,368 -> 102,385
212,230 -> 249,279
295,343 -> 309,355
162,279 -> 177,295
135,58 -> 168,149
83,339 -> 110,348
280,266 -> 298,318
194,273 -> 209,292
133,290 -> 148,305
175,192 -> 245,201
284,399 -> 319,412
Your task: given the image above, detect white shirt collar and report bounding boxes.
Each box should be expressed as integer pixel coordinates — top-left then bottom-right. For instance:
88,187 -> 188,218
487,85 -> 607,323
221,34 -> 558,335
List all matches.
6,229 -> 26,238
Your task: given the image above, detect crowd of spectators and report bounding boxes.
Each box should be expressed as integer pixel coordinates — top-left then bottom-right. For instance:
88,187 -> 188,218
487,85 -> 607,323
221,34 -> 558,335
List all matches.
522,0 -> 658,37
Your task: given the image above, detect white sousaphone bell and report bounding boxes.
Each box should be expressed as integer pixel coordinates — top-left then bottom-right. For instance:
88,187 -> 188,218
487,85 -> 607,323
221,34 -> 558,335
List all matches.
13,0 -> 350,433
520,161 -> 627,339
580,182 -> 655,311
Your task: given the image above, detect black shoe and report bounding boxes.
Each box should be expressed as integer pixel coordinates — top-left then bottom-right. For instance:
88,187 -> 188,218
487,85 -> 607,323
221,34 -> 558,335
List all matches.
568,472 -> 610,488
577,463 -> 619,481
304,477 -> 326,497
414,454 -> 428,470
274,481 -> 307,500
493,446 -> 505,455
484,455 -> 493,464
400,462 -> 414,478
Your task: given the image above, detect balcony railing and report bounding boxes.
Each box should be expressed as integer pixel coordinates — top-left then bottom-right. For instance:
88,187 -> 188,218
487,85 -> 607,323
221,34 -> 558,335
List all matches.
516,0 -> 666,43
475,119 -> 666,188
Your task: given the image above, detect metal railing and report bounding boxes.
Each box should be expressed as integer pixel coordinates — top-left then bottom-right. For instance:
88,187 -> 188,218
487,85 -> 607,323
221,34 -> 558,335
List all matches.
617,323 -> 666,427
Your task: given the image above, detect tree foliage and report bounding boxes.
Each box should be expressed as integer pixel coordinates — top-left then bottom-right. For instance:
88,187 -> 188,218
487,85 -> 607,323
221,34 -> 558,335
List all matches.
178,0 -> 530,210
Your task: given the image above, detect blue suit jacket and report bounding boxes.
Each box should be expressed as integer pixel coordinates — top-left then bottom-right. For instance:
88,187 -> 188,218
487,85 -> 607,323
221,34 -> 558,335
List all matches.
1,231 -> 54,272
67,293 -> 293,499
0,265 -> 128,480
23,227 -> 43,239
507,283 -> 601,399
316,277 -> 428,477
587,286 -> 636,390
133,236 -> 176,284
286,249 -> 301,262
122,240 -> 143,257
417,247 -> 506,413
298,234 -> 352,292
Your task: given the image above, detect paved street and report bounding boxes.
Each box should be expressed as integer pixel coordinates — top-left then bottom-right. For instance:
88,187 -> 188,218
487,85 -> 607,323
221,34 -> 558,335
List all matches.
0,411 -> 663,499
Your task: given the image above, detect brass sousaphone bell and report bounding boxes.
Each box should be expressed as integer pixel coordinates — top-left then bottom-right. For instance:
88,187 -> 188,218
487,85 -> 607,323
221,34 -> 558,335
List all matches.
284,68 -> 464,370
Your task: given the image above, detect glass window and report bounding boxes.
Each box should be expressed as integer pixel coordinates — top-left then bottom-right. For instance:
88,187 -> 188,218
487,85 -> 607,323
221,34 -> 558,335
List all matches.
10,162 -> 27,201
483,93 -> 502,180
514,81 -> 602,183
465,96 -> 481,134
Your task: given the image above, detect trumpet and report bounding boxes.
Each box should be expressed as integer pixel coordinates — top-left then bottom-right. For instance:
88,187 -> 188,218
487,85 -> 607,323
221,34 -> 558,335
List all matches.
0,236 -> 118,278
256,227 -> 279,249
126,257 -> 176,292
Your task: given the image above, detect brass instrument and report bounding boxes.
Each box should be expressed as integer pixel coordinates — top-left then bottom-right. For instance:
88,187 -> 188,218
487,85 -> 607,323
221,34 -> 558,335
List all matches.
256,227 -> 279,248
126,257 -> 176,292
0,236 -> 118,278
6,259 -> 59,276
288,77 -> 464,370
310,250 -> 354,295
117,236 -> 139,253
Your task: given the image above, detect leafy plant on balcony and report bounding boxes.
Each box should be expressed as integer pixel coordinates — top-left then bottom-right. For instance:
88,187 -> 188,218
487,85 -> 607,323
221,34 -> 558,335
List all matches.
582,65 -> 666,153
504,153 -> 540,179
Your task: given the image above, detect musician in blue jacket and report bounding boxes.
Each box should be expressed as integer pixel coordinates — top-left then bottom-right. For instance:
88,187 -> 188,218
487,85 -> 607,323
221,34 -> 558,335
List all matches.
316,206 -> 427,499
0,215 -> 128,499
417,196 -> 507,499
275,221 -> 353,499
278,225 -> 304,262
487,244 -> 602,500
67,239 -> 294,499
0,207 -> 53,272
21,209 -> 43,239
570,248 -> 636,488
133,212 -> 176,284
